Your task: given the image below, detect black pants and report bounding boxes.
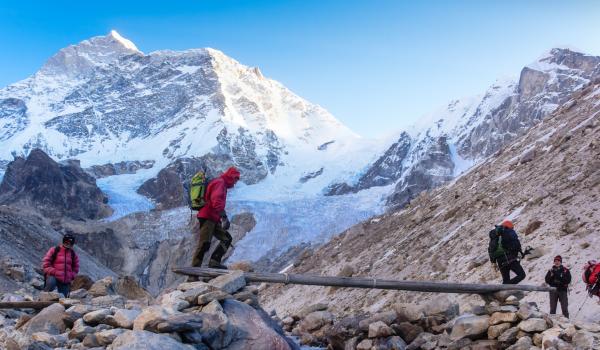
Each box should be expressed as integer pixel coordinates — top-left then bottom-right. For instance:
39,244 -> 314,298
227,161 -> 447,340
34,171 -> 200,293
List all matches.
499,260 -> 526,284
44,275 -> 71,297
549,290 -> 569,318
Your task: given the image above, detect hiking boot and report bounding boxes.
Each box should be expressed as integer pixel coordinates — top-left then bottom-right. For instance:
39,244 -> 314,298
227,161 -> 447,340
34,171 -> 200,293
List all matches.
208,260 -> 228,270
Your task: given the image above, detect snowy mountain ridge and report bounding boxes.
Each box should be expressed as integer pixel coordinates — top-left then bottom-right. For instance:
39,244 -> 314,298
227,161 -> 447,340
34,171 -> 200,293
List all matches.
0,31 -> 375,195
328,48 -> 600,209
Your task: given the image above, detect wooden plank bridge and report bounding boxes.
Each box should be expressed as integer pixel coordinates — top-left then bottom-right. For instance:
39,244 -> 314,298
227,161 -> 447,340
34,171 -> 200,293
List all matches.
0,268 -> 554,310
172,267 -> 555,295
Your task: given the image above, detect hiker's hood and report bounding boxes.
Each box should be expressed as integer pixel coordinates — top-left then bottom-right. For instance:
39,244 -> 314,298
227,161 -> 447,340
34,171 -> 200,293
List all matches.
221,167 -> 240,188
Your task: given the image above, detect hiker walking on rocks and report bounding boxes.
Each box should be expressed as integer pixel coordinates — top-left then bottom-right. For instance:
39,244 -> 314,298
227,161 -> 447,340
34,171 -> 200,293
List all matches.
41,233 -> 79,297
545,255 -> 571,318
488,219 -> 526,285
190,166 -> 240,273
583,260 -> 600,301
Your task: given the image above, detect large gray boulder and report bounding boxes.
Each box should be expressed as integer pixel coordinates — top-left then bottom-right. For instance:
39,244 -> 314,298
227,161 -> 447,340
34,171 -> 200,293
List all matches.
222,299 -> 298,350
22,303 -> 66,336
449,315 -> 490,341
107,330 -> 196,350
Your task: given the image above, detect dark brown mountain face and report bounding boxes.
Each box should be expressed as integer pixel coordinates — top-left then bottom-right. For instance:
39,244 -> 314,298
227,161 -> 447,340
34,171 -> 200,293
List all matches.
0,149 -> 112,221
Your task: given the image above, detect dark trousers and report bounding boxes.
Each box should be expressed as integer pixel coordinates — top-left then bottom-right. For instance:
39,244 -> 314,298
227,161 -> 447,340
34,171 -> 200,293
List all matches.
499,260 -> 526,284
44,275 -> 71,297
549,290 -> 569,318
191,219 -> 232,268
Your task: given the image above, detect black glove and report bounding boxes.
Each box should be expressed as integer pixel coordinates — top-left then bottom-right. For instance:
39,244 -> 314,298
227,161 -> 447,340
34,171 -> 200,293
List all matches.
220,215 -> 230,230
589,282 -> 600,297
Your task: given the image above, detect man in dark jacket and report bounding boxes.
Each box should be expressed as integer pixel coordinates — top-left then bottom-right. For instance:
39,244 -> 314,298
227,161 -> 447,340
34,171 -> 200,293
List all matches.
488,219 -> 526,284
545,255 -> 571,318
190,166 -> 240,273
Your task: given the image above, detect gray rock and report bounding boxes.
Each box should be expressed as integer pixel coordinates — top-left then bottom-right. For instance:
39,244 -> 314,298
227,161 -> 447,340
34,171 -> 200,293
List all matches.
489,312 -> 519,325
368,320 -> 395,338
108,330 -> 196,350
222,299 -> 295,350
69,289 -> 88,299
94,328 -> 127,346
517,302 -> 542,320
64,304 -> 98,326
59,298 -> 82,308
572,330 -> 596,349
358,311 -> 397,330
30,332 -> 68,348
107,308 -> 141,329
38,292 -> 62,302
83,308 -> 112,325
197,290 -> 231,306
208,270 -> 246,294
181,285 -> 218,304
114,276 -> 153,301
88,277 -> 115,297
294,302 -> 329,319
450,315 -> 490,341
299,311 -> 335,332
394,303 -> 424,323
201,299 -> 224,314
91,294 -> 125,306
133,306 -> 178,331
498,327 -> 519,343
488,322 -> 512,339
159,290 -> 190,311
507,335 -> 532,350
386,336 -> 407,350
176,281 -> 212,292
69,318 -> 96,341
155,313 -> 205,333
423,296 -> 459,319
356,338 -> 372,350
518,318 -> 548,332
22,303 -> 66,336
393,322 -> 424,343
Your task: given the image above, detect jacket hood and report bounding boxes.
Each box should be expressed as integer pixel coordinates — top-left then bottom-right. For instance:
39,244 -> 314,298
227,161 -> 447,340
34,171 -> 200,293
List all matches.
221,167 -> 240,188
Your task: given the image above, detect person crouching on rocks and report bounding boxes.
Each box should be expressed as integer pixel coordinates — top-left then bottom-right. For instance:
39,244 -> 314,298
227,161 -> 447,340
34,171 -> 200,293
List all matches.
545,255 -> 571,318
488,219 -> 526,284
41,233 -> 79,297
189,166 -> 240,277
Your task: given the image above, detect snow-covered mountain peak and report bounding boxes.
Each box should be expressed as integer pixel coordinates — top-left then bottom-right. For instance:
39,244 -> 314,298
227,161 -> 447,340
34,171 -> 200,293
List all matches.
39,31 -> 142,77
108,30 -> 140,52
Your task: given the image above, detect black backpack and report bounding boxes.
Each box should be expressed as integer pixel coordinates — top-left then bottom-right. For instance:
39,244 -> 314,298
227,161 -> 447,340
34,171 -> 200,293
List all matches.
50,246 -> 76,270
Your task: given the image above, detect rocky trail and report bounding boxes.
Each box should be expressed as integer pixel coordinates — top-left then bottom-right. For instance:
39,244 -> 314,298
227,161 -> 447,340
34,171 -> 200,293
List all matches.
2,268 -> 600,349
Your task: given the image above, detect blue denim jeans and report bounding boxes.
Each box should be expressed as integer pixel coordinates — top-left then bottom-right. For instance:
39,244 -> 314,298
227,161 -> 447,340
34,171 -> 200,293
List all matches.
44,275 -> 71,297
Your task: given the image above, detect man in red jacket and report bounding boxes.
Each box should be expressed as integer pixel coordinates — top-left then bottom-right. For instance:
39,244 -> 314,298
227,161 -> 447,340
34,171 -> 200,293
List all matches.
41,233 -> 79,297
190,166 -> 240,272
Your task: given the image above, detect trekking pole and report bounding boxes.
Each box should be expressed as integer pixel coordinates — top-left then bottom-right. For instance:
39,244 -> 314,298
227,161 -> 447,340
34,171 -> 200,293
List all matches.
574,294 -> 589,319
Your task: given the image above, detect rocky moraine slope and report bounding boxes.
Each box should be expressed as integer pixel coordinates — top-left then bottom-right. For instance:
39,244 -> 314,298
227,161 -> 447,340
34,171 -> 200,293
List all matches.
262,78 -> 600,326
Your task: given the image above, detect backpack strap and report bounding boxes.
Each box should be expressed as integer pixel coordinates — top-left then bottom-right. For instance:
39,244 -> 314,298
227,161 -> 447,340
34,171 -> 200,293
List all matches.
50,246 -> 76,271
50,246 -> 61,265
71,249 -> 76,270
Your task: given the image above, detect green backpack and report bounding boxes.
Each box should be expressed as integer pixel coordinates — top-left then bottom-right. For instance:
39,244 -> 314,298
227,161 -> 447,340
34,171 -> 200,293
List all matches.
189,171 -> 208,211
492,235 -> 506,259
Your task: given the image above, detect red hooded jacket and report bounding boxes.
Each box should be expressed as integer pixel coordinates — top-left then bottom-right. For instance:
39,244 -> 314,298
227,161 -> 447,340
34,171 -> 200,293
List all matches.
197,167 -> 240,223
42,245 -> 80,284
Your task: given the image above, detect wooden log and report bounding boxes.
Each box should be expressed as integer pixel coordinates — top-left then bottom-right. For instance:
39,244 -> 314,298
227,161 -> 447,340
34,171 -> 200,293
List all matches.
173,267 -> 555,294
0,301 -> 55,309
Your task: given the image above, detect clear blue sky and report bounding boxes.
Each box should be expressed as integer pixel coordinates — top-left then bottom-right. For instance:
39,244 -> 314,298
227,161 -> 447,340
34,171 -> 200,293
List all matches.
1,1 -> 599,137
